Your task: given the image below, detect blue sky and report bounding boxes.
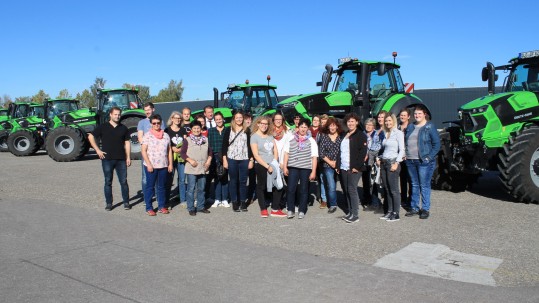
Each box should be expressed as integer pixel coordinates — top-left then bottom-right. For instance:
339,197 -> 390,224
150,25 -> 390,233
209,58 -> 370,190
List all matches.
1,0 -> 537,101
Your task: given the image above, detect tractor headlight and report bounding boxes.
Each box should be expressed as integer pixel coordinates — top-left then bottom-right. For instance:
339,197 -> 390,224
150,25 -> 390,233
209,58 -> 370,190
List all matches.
280,101 -> 298,108
471,105 -> 489,114
458,110 -> 463,120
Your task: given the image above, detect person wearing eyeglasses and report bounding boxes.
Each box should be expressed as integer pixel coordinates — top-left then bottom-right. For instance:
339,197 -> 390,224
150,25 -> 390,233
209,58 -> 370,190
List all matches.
141,114 -> 174,216
165,111 -> 185,209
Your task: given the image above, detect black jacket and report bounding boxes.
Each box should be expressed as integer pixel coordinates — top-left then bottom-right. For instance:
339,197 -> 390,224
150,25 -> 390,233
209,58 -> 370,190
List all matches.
337,129 -> 368,171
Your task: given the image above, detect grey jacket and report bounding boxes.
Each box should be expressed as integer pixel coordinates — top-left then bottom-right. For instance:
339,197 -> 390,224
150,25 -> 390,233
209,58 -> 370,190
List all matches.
267,159 -> 284,192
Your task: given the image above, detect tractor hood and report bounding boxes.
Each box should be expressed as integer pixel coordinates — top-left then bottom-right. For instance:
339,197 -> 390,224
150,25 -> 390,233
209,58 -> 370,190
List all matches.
277,91 -> 353,124
460,91 -> 539,113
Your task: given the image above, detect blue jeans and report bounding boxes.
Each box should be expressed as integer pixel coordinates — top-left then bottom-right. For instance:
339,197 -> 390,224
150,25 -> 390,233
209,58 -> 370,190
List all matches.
186,174 -> 206,212
406,159 -> 436,212
321,167 -> 337,207
214,176 -> 229,202
319,170 -> 327,202
102,159 -> 129,205
173,161 -> 186,202
287,167 -> 310,213
144,166 -> 168,211
227,158 -> 249,202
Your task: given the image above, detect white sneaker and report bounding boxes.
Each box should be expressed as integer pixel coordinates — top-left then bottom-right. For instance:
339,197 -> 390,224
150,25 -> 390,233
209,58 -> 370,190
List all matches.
211,200 -> 221,208
221,200 -> 230,208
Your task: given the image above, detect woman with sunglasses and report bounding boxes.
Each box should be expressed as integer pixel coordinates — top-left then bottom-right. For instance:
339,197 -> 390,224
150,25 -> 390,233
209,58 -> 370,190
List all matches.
141,114 -> 174,216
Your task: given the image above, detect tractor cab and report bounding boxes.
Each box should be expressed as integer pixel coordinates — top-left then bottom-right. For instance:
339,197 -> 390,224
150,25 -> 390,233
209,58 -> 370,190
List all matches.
45,99 -> 80,120
97,88 -> 142,124
29,105 -> 45,118
223,81 -> 278,116
482,50 -> 539,95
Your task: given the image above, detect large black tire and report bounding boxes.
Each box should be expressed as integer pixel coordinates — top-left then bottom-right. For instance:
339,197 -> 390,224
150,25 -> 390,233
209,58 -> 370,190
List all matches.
122,117 -> 143,160
497,124 -> 539,204
45,126 -> 87,162
0,131 -> 9,152
7,130 -> 40,156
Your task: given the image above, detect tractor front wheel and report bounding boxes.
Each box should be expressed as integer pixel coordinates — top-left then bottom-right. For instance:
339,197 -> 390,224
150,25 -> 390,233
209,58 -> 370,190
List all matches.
45,126 -> 87,162
0,131 -> 9,152
498,124 -> 539,204
122,117 -> 143,160
7,130 -> 40,156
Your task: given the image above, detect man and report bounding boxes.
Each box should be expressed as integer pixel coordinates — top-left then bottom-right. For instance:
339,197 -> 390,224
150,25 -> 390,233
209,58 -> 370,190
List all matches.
180,107 -> 192,138
203,105 -> 216,129
137,102 -> 165,199
88,107 -> 131,211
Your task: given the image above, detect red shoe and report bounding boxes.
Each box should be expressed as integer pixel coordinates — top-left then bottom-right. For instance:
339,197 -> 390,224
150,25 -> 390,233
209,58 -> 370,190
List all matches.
158,208 -> 169,214
147,210 -> 157,216
270,209 -> 287,217
260,209 -> 269,218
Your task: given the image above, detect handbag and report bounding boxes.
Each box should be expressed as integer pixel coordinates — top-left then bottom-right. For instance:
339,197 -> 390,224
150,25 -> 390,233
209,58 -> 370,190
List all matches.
215,152 -> 227,179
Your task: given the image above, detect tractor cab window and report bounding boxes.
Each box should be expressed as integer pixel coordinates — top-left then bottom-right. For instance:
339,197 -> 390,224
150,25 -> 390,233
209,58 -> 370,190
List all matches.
335,69 -> 359,92
268,89 -> 278,108
249,89 -> 270,116
15,105 -> 29,118
227,90 -> 245,111
0,110 -> 7,117
31,107 -> 45,118
102,92 -> 135,114
48,101 -> 79,119
508,64 -> 539,92
369,69 -> 392,102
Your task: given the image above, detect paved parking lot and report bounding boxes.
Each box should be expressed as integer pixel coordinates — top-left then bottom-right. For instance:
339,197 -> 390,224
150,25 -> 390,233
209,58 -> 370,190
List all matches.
0,151 -> 538,300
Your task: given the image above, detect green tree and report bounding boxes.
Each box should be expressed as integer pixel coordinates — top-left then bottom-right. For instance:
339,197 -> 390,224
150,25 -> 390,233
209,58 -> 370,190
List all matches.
122,83 -> 152,103
76,89 -> 94,108
56,89 -> 72,99
90,77 -> 107,100
153,79 -> 184,103
1,95 -> 13,108
15,96 -> 32,103
32,90 -> 50,104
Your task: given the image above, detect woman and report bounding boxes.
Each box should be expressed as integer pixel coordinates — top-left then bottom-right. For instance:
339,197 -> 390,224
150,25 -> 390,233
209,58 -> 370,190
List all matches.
283,118 -> 318,219
362,118 -> 383,210
404,104 -> 440,219
309,115 -> 324,207
272,112 -> 293,210
141,114 -> 174,216
318,117 -> 343,214
222,110 -> 253,212
181,121 -> 213,216
377,114 -> 405,222
208,112 -> 229,208
193,114 -> 208,137
164,111 -> 185,209
336,113 -> 368,223
398,108 -> 412,211
251,116 -> 286,218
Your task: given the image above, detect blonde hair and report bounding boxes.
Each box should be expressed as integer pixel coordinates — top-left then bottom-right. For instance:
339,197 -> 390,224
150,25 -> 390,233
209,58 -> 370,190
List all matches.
167,111 -> 181,127
382,114 -> 398,136
231,111 -> 247,133
251,115 -> 273,135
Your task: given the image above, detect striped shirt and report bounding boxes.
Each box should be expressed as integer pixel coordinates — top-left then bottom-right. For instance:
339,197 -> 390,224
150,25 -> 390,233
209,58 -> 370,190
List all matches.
284,137 -> 318,169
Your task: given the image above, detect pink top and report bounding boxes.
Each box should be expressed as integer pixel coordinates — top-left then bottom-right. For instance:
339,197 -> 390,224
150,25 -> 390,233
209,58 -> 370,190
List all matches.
142,132 -> 171,169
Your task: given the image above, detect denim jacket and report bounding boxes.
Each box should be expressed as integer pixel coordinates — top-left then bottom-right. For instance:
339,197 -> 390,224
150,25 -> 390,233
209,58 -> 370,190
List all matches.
405,121 -> 440,163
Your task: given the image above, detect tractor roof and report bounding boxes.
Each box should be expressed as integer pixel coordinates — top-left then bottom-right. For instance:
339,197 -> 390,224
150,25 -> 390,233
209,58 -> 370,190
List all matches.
227,83 -> 277,90
337,58 -> 400,69
101,88 -> 139,93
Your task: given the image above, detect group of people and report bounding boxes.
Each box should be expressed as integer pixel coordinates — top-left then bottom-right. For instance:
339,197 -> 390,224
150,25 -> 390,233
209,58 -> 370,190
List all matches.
89,102 -> 440,223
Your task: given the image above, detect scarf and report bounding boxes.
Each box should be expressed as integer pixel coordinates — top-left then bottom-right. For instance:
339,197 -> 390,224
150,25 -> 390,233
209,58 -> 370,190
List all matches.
294,131 -> 311,151
189,134 -> 207,146
274,125 -> 284,141
150,129 -> 164,139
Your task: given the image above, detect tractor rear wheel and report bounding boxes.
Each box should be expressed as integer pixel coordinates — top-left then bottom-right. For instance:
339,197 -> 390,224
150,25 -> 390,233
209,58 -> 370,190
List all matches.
122,117 -> 143,160
0,131 -> 9,152
45,126 -> 87,162
7,130 -> 40,156
498,124 -> 539,204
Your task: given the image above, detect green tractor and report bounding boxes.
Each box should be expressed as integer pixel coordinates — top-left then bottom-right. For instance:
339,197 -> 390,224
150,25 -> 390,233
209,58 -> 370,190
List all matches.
191,77 -> 280,124
0,102 -> 45,153
0,108 -> 9,122
437,50 -> 539,204
44,88 -> 145,162
276,54 -> 427,126
5,100 -> 81,156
